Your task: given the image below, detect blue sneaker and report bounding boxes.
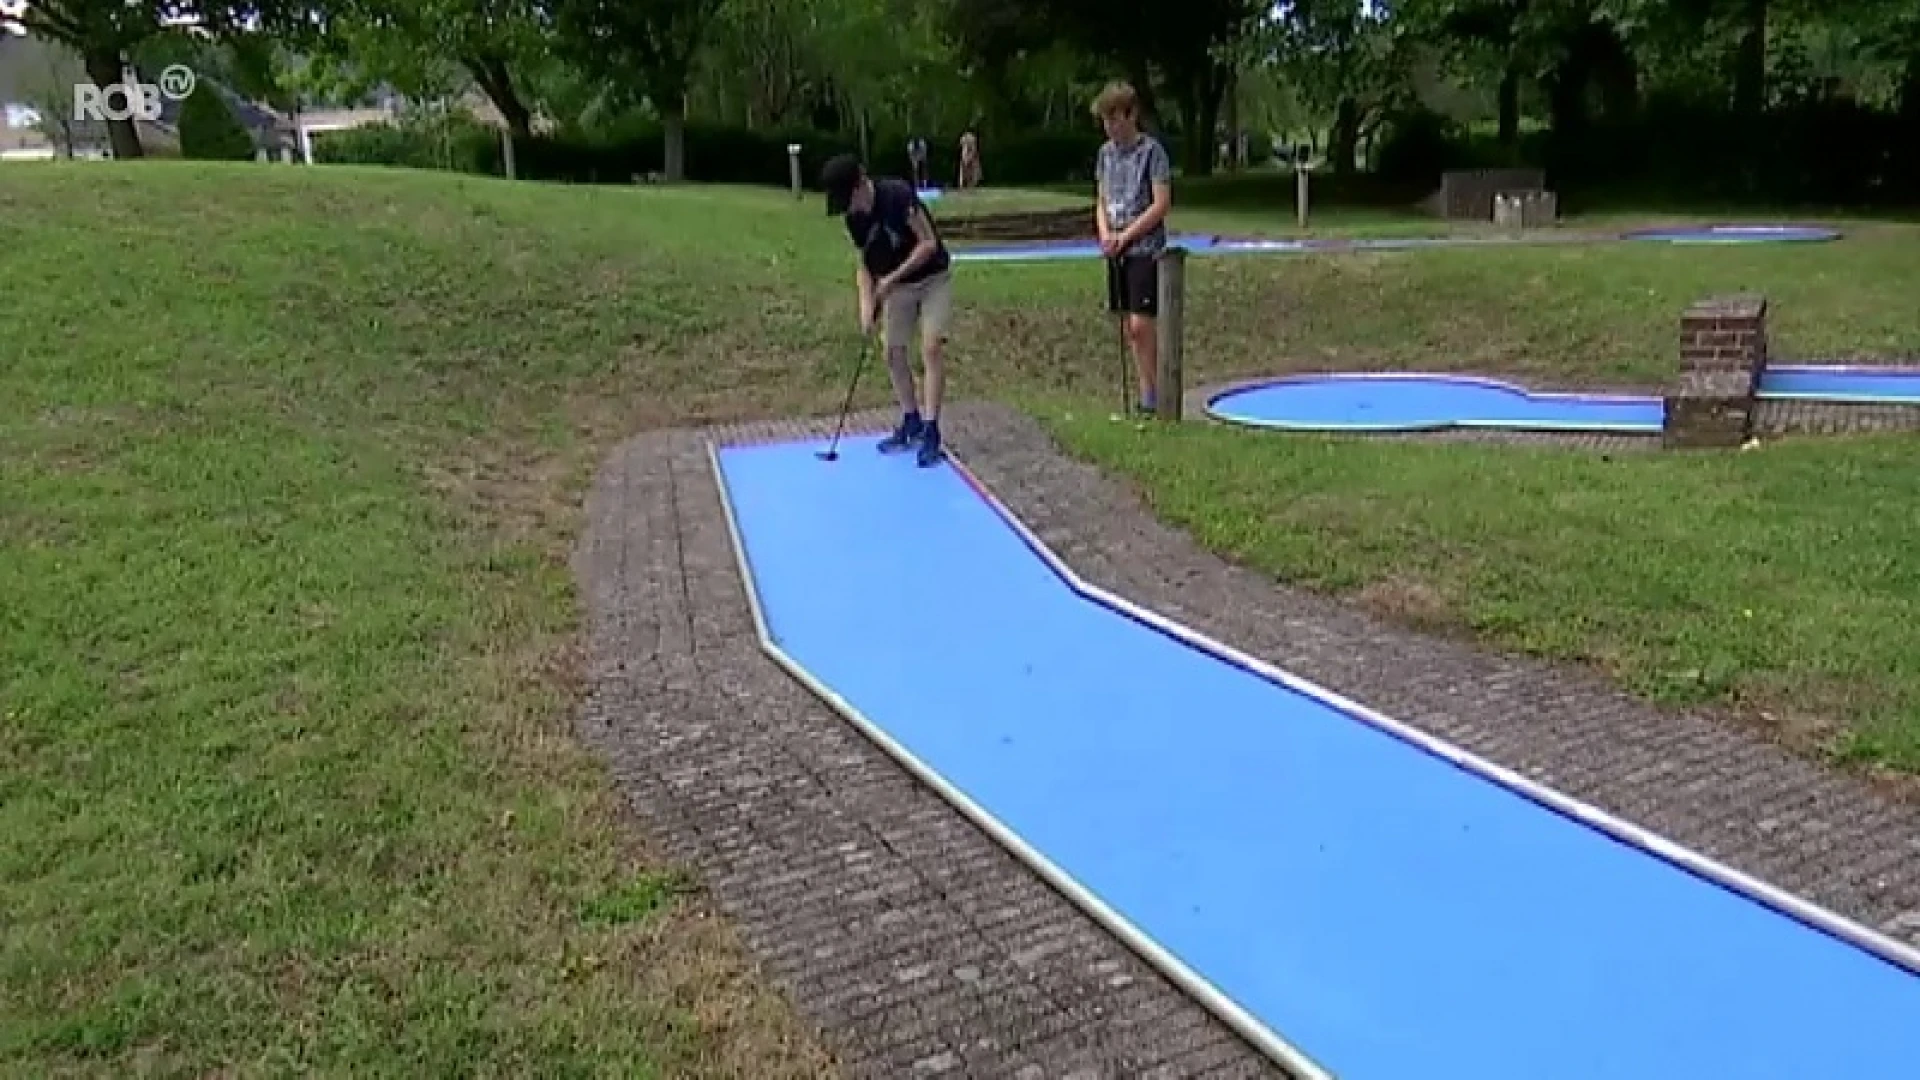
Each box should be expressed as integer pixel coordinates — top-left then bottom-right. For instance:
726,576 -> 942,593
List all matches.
877,415 -> 922,454
915,421 -> 944,467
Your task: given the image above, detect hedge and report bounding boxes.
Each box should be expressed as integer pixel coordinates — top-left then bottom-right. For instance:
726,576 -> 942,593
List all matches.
1371,95 -> 1920,208
315,118 -> 1117,189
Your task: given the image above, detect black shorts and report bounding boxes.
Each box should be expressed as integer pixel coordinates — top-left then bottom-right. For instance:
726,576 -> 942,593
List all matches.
1106,254 -> 1159,317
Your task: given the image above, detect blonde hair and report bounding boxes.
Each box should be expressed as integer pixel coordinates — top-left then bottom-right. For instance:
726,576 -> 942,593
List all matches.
1091,81 -> 1139,120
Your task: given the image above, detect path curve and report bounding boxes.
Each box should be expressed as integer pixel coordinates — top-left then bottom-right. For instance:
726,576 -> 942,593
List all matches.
576,401 -> 1920,1078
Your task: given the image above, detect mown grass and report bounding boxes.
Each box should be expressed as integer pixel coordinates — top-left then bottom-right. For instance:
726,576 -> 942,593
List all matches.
1038,415 -> 1920,765
2,159 -> 1919,1072
0,165 -> 839,1078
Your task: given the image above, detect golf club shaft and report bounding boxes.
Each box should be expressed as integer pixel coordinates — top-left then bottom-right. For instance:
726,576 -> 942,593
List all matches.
823,335 -> 871,456
1108,257 -> 1128,415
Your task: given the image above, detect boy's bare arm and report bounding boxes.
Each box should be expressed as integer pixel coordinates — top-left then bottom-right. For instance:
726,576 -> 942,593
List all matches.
880,206 -> 940,286
1125,179 -> 1172,239
855,265 -> 876,325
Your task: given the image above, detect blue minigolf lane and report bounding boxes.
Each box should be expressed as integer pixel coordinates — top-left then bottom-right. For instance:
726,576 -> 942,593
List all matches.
1622,224 -> 1840,244
1206,373 -> 1665,434
713,436 -> 1920,1079
1761,364 -> 1920,403
951,233 -> 1223,261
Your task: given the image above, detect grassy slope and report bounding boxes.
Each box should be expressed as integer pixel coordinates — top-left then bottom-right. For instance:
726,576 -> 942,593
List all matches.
3,162 -> 1919,1070
0,166 -> 839,1077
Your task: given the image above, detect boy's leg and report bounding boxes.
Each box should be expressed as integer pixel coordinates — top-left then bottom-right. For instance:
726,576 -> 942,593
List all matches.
914,273 -> 954,466
1123,256 -> 1160,413
876,286 -> 924,452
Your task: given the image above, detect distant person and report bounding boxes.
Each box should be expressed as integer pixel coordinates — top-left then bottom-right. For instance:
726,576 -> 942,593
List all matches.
820,153 -> 954,467
958,130 -> 981,189
1091,81 -> 1173,417
907,136 -> 929,190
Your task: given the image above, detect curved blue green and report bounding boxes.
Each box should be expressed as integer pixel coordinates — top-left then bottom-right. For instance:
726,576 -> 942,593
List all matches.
1205,366 -> 1920,435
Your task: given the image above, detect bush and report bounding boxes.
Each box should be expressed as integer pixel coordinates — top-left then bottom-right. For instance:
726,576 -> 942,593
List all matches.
1370,106 -> 1521,188
311,115 -> 498,174
1534,93 -> 1919,208
178,84 -> 255,161
314,115 -> 1113,190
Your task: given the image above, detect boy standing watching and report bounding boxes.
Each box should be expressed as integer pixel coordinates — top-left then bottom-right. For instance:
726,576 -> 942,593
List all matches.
907,136 -> 929,189
820,152 -> 954,467
1092,81 -> 1173,416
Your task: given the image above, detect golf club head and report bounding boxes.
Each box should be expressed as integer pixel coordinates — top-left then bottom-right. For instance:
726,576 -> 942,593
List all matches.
815,449 -> 839,462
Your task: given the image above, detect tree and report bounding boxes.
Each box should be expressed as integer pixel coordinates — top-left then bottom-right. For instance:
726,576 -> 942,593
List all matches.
178,79 -> 256,157
945,0 -> 1265,174
6,28 -> 87,156
4,0 -> 318,159
553,0 -> 726,181
315,0 -> 546,137
1395,0 -> 1537,144
1268,0 -> 1406,173
696,0 -> 814,127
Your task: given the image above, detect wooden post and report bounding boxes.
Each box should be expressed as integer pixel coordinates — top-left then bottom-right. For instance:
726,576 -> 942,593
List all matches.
501,129 -> 517,179
1156,246 -> 1186,422
1295,146 -> 1312,229
788,143 -> 804,199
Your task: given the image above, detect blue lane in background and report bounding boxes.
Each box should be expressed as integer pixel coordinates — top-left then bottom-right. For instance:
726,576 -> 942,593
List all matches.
951,233 -> 1222,261
715,436 -> 1920,1080
1760,365 -> 1920,403
1205,373 -> 1666,434
1621,224 -> 1840,244
948,224 -> 1842,262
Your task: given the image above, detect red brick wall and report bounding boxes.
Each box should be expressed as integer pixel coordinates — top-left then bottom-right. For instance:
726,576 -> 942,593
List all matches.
1663,295 -> 1769,449
1679,295 -> 1769,377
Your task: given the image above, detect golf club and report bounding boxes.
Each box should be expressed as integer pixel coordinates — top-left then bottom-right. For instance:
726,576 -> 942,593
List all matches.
816,333 -> 873,462
1107,256 -> 1129,421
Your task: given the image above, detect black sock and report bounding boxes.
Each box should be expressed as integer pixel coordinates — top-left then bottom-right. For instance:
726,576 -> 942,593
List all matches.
903,410 -> 923,432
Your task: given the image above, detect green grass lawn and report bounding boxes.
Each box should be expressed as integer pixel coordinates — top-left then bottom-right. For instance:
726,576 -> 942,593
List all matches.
3,161 -> 1919,1073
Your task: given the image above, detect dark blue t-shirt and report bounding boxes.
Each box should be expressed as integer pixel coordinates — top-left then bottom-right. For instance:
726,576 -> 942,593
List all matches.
845,177 -> 949,284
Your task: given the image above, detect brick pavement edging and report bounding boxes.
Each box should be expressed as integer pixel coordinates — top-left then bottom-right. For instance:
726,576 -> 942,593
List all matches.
575,401 -> 1920,1080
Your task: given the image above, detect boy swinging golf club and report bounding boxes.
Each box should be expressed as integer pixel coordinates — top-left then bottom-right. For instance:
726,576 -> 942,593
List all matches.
820,152 -> 954,468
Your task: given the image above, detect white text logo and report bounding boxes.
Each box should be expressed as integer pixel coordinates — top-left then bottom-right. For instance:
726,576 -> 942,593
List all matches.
74,64 -> 196,123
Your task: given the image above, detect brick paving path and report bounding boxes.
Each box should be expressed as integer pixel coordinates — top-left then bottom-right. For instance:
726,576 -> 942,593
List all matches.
573,401 -> 1920,1080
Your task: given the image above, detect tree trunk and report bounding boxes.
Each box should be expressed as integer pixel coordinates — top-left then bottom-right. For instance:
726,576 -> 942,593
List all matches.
1598,53 -> 1638,122
82,48 -> 143,159
1169,59 -> 1229,177
1497,65 -> 1520,146
1221,66 -> 1239,171
1901,53 -> 1920,123
1123,55 -> 1159,129
1545,56 -> 1590,137
464,54 -> 533,139
1331,96 -> 1359,176
662,105 -> 687,182
1731,0 -> 1768,115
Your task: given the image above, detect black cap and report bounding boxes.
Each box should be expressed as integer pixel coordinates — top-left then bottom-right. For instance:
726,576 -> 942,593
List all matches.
820,153 -> 862,215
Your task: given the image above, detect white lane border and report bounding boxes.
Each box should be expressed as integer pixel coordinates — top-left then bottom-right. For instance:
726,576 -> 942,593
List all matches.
706,436 -> 1920,1080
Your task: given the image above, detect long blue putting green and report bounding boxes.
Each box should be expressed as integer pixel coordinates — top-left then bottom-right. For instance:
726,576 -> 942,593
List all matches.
711,434 -> 1920,1079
